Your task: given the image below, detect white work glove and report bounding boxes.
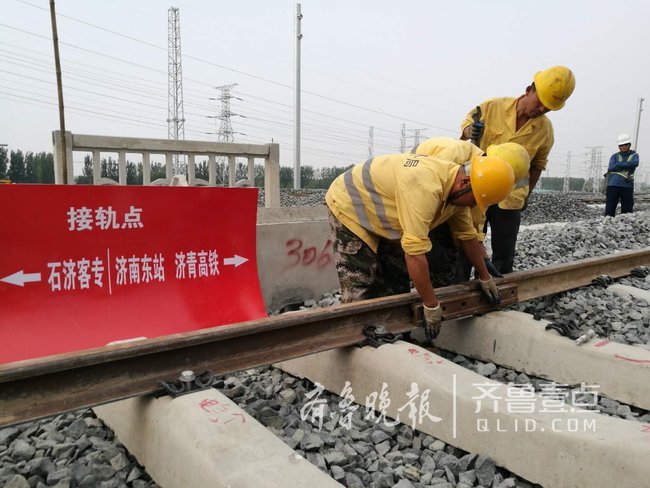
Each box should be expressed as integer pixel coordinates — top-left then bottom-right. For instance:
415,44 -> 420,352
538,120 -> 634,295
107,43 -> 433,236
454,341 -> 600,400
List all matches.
480,278 -> 501,305
423,304 -> 443,343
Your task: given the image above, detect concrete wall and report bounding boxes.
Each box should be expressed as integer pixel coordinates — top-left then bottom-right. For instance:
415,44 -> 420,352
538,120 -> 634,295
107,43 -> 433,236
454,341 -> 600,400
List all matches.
256,206 -> 338,311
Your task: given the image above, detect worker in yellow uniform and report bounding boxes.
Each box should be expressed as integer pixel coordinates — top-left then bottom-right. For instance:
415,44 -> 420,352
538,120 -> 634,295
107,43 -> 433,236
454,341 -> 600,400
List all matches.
326,152 -> 515,341
411,137 -> 530,281
460,66 -> 575,274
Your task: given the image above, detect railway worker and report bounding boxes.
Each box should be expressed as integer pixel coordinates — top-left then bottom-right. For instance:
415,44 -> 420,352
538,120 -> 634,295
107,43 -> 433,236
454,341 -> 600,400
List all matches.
411,137 -> 531,282
325,152 -> 515,341
460,65 -> 576,274
604,133 -> 639,216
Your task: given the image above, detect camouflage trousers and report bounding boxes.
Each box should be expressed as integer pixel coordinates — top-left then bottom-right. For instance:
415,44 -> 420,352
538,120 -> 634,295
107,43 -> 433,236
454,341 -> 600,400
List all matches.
328,210 -> 457,303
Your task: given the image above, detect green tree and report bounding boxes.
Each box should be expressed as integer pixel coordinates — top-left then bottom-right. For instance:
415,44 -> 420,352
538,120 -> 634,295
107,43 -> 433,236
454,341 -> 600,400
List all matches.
195,161 -> 209,181
300,165 -> 315,188
253,163 -> 265,187
279,166 -> 293,188
0,147 -> 8,179
126,161 -> 142,185
150,162 -> 166,181
101,156 -> 119,181
33,152 -> 54,183
8,150 -> 26,183
76,155 -> 94,184
24,152 -> 36,182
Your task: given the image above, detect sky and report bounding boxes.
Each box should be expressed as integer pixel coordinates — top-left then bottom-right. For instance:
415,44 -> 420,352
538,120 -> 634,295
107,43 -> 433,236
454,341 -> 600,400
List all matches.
1,0 -> 649,183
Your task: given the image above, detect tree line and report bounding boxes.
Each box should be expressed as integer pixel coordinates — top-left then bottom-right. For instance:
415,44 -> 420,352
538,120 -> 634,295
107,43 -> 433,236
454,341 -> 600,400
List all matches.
0,148 -> 352,189
4,147 -> 646,191
0,148 -> 55,183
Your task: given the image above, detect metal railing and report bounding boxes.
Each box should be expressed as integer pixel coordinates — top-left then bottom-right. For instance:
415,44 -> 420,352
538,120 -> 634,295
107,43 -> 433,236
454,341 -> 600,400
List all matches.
53,131 -> 280,207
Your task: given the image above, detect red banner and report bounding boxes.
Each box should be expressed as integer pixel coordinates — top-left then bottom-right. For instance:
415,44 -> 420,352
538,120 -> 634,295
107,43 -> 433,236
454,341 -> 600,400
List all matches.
0,184 -> 266,364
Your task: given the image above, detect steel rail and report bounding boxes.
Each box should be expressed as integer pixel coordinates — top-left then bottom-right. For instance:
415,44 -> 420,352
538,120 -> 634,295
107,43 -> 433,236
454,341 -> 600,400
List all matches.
1,248 -> 649,426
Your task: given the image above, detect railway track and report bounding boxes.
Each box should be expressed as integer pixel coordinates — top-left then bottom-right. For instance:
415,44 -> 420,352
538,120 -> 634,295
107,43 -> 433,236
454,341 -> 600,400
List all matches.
2,248 -> 649,427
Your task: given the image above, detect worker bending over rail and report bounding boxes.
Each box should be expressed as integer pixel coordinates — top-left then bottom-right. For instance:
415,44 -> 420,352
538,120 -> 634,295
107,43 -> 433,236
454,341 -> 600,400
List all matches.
411,137 -> 530,282
325,152 -> 514,341
461,65 -> 576,274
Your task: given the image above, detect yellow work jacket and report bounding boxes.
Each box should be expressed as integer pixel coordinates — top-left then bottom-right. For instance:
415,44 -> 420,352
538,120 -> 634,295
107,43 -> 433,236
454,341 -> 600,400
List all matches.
462,97 -> 554,209
325,154 -> 477,256
412,137 -> 486,241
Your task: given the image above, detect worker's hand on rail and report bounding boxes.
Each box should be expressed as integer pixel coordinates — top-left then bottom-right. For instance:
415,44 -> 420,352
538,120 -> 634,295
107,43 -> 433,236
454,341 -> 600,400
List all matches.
422,304 -> 443,343
484,258 -> 503,278
479,277 -> 501,304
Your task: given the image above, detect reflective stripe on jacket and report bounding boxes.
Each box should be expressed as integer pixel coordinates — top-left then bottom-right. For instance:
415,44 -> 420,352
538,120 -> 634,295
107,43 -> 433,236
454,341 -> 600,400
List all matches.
607,151 -> 639,188
412,137 -> 487,241
325,153 -> 477,255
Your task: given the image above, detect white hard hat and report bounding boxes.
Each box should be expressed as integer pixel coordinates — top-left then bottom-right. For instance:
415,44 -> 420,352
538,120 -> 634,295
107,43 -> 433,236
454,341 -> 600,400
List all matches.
617,133 -> 632,145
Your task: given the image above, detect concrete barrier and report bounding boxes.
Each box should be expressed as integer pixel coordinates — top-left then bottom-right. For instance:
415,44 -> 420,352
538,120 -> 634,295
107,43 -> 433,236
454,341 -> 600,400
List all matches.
432,310 -> 650,410
256,206 -> 338,311
94,389 -> 342,488
276,342 -> 650,488
607,283 -> 650,303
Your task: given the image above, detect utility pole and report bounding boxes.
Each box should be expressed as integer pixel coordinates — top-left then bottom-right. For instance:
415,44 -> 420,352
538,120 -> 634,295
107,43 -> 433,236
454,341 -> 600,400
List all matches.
563,151 -> 571,192
399,124 -> 406,153
582,146 -> 604,194
633,97 -> 644,151
49,0 -> 67,183
293,3 -> 302,189
167,7 -> 185,174
367,126 -> 374,158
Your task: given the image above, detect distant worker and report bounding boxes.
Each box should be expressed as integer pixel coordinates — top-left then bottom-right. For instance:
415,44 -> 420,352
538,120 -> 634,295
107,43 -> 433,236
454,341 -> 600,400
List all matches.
461,66 -> 576,274
412,137 -> 530,282
325,152 -> 515,341
604,133 -> 639,216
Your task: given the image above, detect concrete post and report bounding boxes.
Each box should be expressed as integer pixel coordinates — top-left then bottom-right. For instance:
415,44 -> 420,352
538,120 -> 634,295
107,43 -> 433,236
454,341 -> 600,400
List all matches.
118,150 -> 126,185
143,153 -> 151,185
265,143 -> 280,208
208,154 -> 216,185
187,154 -> 196,185
228,155 -> 236,187
248,156 -> 255,185
92,150 -> 101,184
165,153 -> 174,180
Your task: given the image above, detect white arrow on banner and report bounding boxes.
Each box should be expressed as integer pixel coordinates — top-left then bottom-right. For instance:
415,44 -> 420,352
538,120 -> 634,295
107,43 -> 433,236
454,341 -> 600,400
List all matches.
223,254 -> 248,268
1,270 -> 42,287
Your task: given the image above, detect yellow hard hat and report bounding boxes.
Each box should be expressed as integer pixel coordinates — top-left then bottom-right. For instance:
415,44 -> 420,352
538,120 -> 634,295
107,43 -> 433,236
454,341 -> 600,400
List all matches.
486,143 -> 531,182
533,66 -> 575,111
469,155 -> 515,213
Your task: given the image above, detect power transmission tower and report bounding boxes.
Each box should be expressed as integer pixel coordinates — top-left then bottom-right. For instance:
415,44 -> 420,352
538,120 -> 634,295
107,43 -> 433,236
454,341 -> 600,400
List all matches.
167,7 -> 185,174
208,84 -> 244,184
582,146 -> 603,193
407,128 -> 428,148
399,124 -> 406,153
368,126 -> 374,158
212,84 -> 240,144
563,151 -> 571,192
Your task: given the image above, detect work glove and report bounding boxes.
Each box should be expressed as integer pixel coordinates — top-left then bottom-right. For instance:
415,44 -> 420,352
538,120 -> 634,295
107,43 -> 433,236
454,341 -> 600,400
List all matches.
422,304 -> 443,343
470,121 -> 485,143
479,278 -> 501,305
484,257 -> 503,278
521,195 -> 530,212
